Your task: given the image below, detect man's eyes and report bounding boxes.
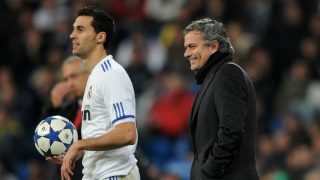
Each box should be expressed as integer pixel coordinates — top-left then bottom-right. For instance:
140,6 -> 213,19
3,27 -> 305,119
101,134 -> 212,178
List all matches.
188,45 -> 196,49
184,45 -> 196,49
64,74 -> 78,81
72,27 -> 85,32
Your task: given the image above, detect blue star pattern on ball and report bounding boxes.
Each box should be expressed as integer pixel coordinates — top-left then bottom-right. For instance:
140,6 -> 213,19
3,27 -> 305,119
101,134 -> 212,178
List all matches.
34,115 -> 78,157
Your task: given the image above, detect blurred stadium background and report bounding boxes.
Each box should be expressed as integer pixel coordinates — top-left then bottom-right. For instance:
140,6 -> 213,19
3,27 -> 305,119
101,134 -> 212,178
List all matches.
0,0 -> 320,179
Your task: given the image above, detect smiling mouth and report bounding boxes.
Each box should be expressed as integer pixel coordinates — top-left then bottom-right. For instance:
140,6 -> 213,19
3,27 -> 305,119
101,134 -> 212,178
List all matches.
72,43 -> 79,49
189,58 -> 197,64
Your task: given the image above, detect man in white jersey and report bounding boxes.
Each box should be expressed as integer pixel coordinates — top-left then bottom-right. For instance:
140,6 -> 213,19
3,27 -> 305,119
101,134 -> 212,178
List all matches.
48,6 -> 140,180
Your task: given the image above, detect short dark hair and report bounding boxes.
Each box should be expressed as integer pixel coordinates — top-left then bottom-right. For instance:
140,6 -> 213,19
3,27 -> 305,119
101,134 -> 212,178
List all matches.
78,6 -> 115,49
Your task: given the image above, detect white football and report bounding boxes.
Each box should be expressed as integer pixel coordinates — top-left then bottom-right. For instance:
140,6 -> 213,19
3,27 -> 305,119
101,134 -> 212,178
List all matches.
34,115 -> 78,157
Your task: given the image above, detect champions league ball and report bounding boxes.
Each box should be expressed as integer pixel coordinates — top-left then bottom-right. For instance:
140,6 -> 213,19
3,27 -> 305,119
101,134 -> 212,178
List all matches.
34,115 -> 78,157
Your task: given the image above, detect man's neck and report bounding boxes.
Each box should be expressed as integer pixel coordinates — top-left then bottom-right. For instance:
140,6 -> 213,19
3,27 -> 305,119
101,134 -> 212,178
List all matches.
83,48 -> 108,72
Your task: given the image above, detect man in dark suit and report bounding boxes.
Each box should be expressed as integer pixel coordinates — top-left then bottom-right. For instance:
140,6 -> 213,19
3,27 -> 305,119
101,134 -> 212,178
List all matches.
183,18 -> 260,180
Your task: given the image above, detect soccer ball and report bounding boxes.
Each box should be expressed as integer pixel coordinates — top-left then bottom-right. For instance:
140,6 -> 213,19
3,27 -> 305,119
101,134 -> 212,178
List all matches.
34,115 -> 78,157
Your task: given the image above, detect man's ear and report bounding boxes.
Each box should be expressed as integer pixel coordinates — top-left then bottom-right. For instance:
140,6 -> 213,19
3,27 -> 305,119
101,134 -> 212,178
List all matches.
96,32 -> 106,44
210,40 -> 219,54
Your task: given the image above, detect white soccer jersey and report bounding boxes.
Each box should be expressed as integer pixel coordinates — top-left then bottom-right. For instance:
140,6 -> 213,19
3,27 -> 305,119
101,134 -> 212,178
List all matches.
81,55 -> 138,180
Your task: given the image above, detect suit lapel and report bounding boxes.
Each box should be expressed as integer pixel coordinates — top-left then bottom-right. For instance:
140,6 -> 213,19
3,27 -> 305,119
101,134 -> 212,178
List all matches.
189,60 -> 228,125
189,69 -> 215,125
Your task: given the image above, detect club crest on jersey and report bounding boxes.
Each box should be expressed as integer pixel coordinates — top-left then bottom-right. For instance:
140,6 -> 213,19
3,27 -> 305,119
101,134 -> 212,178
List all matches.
87,86 -> 92,100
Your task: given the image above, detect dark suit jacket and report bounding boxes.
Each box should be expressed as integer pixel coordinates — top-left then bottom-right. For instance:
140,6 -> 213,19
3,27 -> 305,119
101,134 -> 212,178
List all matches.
189,53 -> 260,180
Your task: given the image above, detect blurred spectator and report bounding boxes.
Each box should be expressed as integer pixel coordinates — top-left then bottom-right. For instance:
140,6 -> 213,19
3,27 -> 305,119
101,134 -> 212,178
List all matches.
206,0 -> 226,21
41,56 -> 88,134
244,46 -> 274,133
22,26 -> 45,66
226,21 -> 255,63
139,70 -> 193,179
53,17 -> 72,52
148,70 -> 194,138
28,65 -> 57,130
299,36 -> 320,78
144,0 -> 184,23
274,60 -> 311,114
0,67 -> 35,131
41,55 -> 88,180
29,65 -> 56,103
160,23 -> 192,83
285,144 -> 313,180
45,46 -> 65,73
245,0 -> 272,38
115,28 -> 167,75
107,0 -> 146,23
115,29 -> 154,97
256,135 -> 274,174
32,0 -> 68,33
308,14 -> 320,39
266,0 -> 306,82
177,0 -> 205,24
105,0 -> 147,41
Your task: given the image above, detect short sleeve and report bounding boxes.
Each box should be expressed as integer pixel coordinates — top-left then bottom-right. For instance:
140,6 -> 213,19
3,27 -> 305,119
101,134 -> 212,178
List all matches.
103,70 -> 136,126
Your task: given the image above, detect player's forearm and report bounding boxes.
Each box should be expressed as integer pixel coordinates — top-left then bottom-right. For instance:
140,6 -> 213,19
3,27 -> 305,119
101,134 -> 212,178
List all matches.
75,122 -> 137,151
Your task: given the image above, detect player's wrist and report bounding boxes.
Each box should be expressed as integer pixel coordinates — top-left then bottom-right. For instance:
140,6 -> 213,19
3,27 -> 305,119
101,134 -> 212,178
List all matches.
73,140 -> 83,151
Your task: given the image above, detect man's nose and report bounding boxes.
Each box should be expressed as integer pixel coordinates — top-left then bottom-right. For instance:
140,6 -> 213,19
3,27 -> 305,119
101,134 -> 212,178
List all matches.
70,31 -> 76,39
184,49 -> 191,59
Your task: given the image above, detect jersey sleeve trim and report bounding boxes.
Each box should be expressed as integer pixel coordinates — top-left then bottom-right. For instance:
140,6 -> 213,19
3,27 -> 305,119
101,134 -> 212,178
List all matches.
112,115 -> 135,124
112,102 -> 135,124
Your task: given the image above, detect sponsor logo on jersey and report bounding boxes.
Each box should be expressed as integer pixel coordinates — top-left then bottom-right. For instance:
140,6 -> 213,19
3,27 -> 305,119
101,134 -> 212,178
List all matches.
82,105 -> 91,121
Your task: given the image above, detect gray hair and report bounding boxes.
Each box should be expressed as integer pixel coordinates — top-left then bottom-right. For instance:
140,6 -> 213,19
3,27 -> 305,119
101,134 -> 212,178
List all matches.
183,18 -> 234,55
62,55 -> 88,72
